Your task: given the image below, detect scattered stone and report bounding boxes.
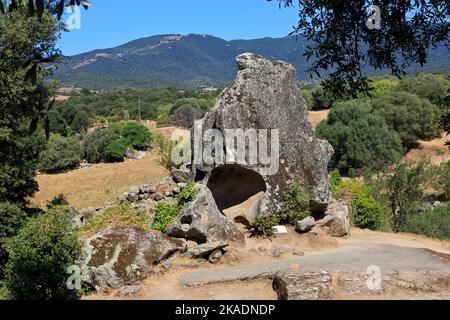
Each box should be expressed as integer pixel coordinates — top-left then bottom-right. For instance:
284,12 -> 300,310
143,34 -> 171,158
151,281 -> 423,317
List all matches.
80,226 -> 186,289
172,187 -> 181,195
272,226 -> 288,234
191,53 -> 333,218
177,182 -> 188,189
296,216 -> 316,234
117,285 -> 141,297
322,200 -> 351,237
417,203 -> 434,214
186,241 -> 229,258
175,262 -> 201,269
271,245 -> 292,258
208,249 -> 224,264
168,184 -> 245,244
172,168 -> 190,183
433,201 -> 442,208
162,259 -> 173,270
273,271 -> 333,300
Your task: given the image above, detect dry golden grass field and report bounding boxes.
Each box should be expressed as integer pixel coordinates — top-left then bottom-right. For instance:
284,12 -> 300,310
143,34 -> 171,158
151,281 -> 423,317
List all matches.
31,111 -> 449,211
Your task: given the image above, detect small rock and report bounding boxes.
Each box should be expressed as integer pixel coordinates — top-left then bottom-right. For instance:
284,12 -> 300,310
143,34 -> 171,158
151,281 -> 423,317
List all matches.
117,285 -> 141,297
172,168 -> 190,183
162,259 -> 173,270
208,249 -> 224,264
177,183 -> 188,189
271,245 -> 292,258
433,201 -> 442,208
172,187 -> 181,195
187,241 -> 229,258
296,216 -> 316,234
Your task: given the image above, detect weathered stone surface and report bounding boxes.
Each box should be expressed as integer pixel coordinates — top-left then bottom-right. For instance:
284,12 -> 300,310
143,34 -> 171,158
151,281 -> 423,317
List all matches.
191,53 -> 333,218
80,226 -> 186,289
187,241 -> 229,258
172,168 -> 190,183
338,272 -> 384,296
296,216 -> 316,234
168,184 -> 245,244
273,271 -> 333,300
117,285 -> 141,297
321,199 -> 351,237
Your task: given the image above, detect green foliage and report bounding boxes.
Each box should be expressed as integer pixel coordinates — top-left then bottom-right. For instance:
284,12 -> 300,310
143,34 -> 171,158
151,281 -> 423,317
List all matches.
177,184 -> 197,207
371,92 -> 441,148
252,181 -> 311,237
369,79 -> 398,98
5,206 -> 81,300
280,181 -> 311,225
47,110 -> 67,136
0,9 -> 58,205
38,134 -> 82,172
83,125 -> 126,163
156,113 -> 172,126
329,169 -> 342,193
335,180 -> 388,231
251,215 -> 281,237
121,122 -> 153,151
152,202 -> 180,234
377,159 -> 434,232
0,203 -> 26,277
317,101 -> 403,174
154,133 -> 177,170
432,161 -> 450,200
103,137 -> 127,163
71,111 -> 91,134
397,73 -> 450,106
311,86 -> 336,110
81,203 -> 152,236
46,194 -> 69,208
401,205 -> 450,240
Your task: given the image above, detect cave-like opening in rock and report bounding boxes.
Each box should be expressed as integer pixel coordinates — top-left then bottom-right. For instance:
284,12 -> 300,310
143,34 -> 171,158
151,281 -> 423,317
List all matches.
207,165 -> 267,213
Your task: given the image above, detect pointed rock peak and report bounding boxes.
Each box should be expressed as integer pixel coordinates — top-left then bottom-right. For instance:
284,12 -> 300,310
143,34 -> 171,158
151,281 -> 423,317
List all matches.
236,53 -> 268,70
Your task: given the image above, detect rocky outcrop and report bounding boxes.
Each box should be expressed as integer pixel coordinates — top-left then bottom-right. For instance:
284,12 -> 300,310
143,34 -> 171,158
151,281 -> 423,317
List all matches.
167,184 -> 245,244
80,226 -> 186,289
191,53 -> 333,218
273,271 -> 333,300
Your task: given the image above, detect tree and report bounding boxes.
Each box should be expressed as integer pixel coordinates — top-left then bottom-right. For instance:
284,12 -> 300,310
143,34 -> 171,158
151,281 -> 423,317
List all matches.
316,101 -> 403,173
38,134 -> 82,172
71,111 -> 91,133
370,91 -> 441,148
378,159 -> 434,232
5,206 -> 81,300
121,122 -> 153,150
273,0 -> 449,97
0,9 -> 58,205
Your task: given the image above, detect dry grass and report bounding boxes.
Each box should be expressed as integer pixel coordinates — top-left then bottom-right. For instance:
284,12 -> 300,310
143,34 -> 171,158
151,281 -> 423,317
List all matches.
31,151 -> 168,211
308,110 -> 330,128
403,133 -> 450,164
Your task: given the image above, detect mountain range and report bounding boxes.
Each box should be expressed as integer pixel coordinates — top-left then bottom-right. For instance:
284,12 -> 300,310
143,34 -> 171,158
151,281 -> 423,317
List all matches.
52,34 -> 450,90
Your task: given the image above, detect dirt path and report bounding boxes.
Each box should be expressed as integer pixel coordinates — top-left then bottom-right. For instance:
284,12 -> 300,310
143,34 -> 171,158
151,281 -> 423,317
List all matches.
87,228 -> 450,300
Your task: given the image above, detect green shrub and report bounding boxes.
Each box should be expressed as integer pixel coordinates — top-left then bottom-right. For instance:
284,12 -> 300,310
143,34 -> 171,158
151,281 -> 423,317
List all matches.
104,137 -> 127,162
156,113 -> 172,126
397,73 -> 450,106
335,180 -> 388,231
0,202 -> 25,277
371,92 -> 441,148
152,202 -> 180,233
279,181 -> 311,225
311,86 -> 336,110
177,184 -> 197,207
251,215 -> 281,237
330,169 -> 342,194
432,161 -> 450,200
317,101 -> 403,174
401,205 -> 450,240
154,133 -> 177,170
38,134 -> 82,172
71,111 -> 91,133
83,125 -> 126,163
46,194 -> 69,208
5,206 -> 81,300
121,122 -> 153,150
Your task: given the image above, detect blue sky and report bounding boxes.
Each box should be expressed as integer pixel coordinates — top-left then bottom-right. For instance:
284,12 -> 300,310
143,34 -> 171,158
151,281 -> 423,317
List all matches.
59,0 -> 299,56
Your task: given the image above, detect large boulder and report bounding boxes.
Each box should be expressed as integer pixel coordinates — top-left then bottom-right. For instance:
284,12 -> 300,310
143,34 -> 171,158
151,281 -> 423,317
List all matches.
80,226 -> 186,289
190,53 -> 333,218
167,184 -> 245,244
